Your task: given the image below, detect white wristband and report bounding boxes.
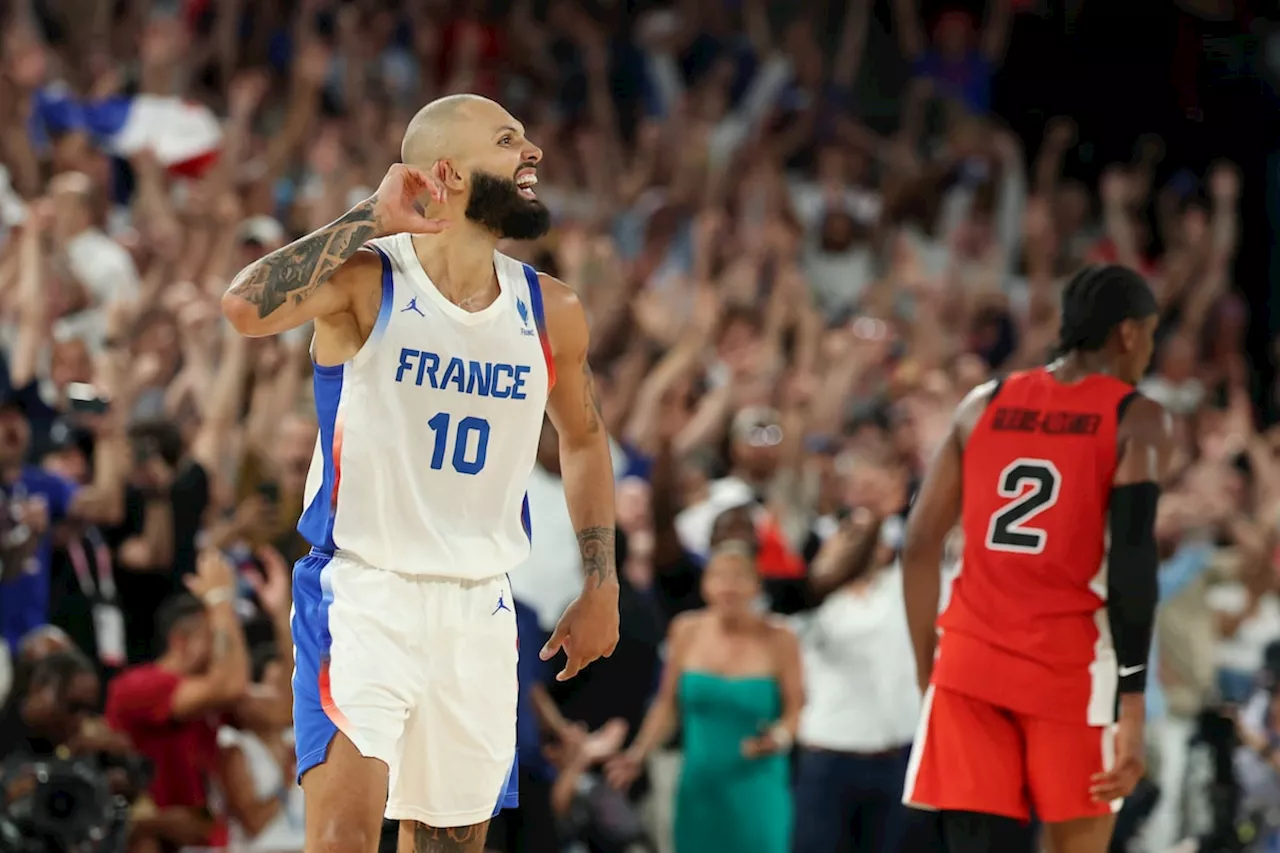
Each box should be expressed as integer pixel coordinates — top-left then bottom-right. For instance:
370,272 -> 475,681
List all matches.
203,587 -> 235,607
768,725 -> 793,752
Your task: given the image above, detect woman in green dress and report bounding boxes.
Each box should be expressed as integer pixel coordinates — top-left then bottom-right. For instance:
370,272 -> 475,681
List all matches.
606,540 -> 803,853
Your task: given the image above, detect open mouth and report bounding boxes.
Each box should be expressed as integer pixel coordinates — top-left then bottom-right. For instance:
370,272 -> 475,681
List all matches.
515,169 -> 538,199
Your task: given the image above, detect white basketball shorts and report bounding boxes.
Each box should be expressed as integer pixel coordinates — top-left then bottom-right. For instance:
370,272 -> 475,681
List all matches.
291,549 -> 519,827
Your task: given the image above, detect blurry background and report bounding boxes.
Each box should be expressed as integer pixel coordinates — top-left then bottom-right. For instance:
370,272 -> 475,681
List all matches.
1,0 -> 1280,852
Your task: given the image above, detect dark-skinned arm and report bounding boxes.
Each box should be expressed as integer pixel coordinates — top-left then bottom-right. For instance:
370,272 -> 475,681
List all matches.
901,382 -> 996,692
1108,394 -> 1174,721
807,510 -> 884,604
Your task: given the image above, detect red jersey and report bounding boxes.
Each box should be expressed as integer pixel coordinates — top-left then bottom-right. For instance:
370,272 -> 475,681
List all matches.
932,368 -> 1136,725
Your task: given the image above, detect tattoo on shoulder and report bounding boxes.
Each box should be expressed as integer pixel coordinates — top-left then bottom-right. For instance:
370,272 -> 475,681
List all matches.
578,525 -> 617,587
230,200 -> 378,320
413,822 -> 488,853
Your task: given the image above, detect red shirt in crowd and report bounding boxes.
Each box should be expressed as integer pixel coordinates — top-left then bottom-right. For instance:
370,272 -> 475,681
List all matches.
105,664 -> 226,842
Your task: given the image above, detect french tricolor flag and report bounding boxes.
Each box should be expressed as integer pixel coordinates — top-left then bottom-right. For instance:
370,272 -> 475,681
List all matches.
82,94 -> 222,178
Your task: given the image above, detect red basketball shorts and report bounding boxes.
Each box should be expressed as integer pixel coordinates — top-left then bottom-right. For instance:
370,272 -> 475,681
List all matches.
902,685 -> 1123,823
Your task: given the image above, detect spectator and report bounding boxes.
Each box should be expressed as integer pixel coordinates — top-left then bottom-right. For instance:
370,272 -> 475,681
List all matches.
45,170 -> 141,350
607,541 -> 803,853
1140,480 -> 1223,852
486,597 -> 570,853
0,374 -> 127,653
216,545 -> 298,852
894,1 -> 1011,117
545,719 -> 640,852
487,596 -> 639,853
0,645 -> 101,759
791,508 -> 919,853
105,550 -> 251,851
0,1 -> 1273,851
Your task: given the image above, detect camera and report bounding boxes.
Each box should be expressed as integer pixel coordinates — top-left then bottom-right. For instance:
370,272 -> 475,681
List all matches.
0,754 -> 136,853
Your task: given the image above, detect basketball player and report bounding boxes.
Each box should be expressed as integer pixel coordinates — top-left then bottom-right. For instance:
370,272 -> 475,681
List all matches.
220,94 -> 620,853
899,265 -> 1172,853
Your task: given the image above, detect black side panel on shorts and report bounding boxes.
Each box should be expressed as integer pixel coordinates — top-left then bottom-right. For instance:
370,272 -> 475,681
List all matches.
939,811 -> 1037,853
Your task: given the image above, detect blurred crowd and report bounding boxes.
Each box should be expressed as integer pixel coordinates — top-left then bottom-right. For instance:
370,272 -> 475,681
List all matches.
0,0 -> 1278,852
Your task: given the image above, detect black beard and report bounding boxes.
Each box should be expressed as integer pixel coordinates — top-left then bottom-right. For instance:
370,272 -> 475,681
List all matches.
465,170 -> 551,240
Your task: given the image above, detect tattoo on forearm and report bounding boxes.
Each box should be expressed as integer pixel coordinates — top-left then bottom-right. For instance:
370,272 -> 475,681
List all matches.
582,360 -> 602,434
413,822 -> 488,853
228,200 -> 378,319
578,526 -> 617,587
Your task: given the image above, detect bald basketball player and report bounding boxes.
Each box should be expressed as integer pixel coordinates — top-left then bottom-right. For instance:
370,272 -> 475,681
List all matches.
221,95 -> 620,853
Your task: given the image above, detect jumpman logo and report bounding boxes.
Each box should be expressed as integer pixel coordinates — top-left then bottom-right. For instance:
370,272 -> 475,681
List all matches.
492,593 -> 511,615
402,298 -> 425,316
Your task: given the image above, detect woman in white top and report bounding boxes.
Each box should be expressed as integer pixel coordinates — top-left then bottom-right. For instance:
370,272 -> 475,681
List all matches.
792,505 -> 921,853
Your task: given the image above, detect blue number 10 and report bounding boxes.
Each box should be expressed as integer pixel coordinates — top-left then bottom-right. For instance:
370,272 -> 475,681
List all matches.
426,412 -> 491,475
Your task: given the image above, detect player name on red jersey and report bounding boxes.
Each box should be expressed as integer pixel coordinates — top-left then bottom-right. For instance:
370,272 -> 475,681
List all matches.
989,407 -> 1102,436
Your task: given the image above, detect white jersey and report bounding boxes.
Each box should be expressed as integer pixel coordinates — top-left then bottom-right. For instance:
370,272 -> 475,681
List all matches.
298,233 -> 555,580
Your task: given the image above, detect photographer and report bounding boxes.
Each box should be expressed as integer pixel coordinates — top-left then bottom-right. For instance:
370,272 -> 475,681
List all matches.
105,550 -> 251,852
0,646 -> 105,759
0,647 -> 143,853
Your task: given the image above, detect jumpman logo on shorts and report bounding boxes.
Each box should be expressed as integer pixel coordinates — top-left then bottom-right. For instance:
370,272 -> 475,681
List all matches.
402,297 -> 425,316
492,593 -> 511,615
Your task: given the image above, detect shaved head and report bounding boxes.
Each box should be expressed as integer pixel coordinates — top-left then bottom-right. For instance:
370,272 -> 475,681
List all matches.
401,94 -> 509,168
399,93 -> 550,241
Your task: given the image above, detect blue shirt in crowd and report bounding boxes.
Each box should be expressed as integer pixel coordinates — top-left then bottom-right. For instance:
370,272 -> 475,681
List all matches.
0,466 -> 77,650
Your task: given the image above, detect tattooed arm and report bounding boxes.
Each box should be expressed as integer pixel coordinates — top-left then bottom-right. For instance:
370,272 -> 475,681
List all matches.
221,164 -> 447,338
542,274 -> 618,590
540,273 -> 620,680
221,200 -> 380,338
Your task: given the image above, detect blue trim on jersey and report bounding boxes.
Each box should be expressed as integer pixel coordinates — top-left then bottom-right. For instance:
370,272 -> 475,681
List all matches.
367,245 -> 396,343
297,367 -> 345,549
520,493 -> 532,543
521,264 -> 549,337
493,752 -> 520,814
292,549 -> 339,782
